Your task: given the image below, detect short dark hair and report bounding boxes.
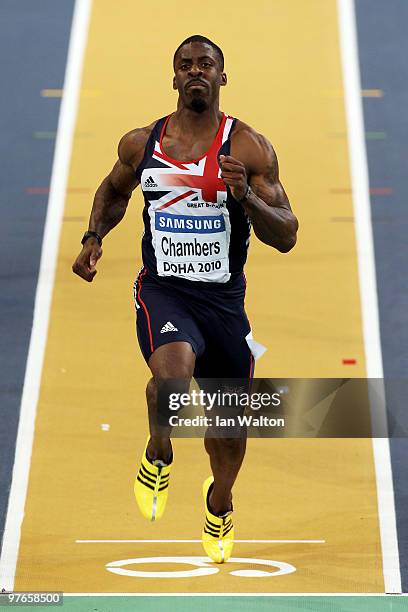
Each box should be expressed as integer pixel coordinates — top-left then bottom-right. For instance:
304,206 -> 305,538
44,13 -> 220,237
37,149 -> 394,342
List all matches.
173,35 -> 224,70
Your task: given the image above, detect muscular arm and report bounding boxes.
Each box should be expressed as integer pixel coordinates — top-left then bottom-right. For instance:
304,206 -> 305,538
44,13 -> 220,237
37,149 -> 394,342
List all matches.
221,127 -> 298,252
88,167 -> 135,239
89,127 -> 150,237
72,125 -> 153,281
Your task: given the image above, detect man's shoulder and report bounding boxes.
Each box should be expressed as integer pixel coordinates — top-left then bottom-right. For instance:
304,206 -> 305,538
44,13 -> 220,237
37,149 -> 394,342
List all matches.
230,119 -> 275,173
231,119 -> 271,149
118,119 -> 161,168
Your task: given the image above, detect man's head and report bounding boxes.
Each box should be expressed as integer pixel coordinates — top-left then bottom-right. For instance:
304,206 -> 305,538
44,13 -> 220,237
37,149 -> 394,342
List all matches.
173,35 -> 227,113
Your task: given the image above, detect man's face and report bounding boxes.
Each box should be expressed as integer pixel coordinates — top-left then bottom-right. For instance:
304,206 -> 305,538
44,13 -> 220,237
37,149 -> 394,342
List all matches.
173,42 -> 227,113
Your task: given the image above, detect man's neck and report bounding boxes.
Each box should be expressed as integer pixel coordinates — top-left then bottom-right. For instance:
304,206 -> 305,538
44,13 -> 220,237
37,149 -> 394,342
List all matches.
173,103 -> 222,135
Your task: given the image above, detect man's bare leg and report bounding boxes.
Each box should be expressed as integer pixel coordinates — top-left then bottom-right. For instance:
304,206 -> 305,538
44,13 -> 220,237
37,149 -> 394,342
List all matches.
204,432 -> 247,515
146,341 -> 195,463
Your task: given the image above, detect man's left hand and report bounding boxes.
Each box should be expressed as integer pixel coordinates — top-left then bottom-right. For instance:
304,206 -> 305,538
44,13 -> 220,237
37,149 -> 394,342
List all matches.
219,155 -> 249,202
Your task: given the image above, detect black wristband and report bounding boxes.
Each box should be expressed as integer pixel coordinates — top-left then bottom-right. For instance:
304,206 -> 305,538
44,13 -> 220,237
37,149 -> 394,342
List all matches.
81,230 -> 102,247
236,184 -> 252,203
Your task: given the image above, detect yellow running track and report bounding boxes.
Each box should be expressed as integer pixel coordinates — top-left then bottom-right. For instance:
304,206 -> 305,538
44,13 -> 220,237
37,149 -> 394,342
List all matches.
15,0 -> 383,593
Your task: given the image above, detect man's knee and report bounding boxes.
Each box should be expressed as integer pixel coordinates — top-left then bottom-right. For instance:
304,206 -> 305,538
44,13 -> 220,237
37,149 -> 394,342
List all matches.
149,342 -> 195,379
205,436 -> 246,461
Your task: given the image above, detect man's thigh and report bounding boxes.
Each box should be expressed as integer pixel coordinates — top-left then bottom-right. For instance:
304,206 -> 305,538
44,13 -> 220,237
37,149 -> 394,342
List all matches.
134,270 -> 205,363
194,303 -> 253,379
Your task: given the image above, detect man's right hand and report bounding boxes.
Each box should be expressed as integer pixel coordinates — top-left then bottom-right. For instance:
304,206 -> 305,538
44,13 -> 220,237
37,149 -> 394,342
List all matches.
72,239 -> 103,282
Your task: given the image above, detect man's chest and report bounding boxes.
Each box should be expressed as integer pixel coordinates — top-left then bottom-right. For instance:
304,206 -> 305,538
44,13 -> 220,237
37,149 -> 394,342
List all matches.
161,134 -> 216,161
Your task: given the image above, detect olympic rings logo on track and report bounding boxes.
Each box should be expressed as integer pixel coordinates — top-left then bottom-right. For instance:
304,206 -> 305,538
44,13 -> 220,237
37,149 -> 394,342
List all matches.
106,556 -> 296,578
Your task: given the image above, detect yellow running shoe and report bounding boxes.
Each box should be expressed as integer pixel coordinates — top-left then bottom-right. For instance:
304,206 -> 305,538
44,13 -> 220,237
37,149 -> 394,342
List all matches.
134,439 -> 172,522
201,476 -> 234,563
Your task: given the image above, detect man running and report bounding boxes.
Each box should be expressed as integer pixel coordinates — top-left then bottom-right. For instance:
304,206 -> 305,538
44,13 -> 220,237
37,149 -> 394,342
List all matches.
72,34 -> 298,563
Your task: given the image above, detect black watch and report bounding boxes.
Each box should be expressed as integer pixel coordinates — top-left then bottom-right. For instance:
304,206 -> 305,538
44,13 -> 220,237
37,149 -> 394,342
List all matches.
81,230 -> 102,247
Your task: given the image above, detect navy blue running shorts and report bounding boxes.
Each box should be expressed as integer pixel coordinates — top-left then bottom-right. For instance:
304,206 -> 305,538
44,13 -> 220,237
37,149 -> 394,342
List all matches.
133,267 -> 254,380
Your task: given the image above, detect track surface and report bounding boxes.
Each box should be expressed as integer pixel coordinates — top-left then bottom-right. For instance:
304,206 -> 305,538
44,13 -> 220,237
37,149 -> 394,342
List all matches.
0,0 -> 407,597
0,0 -> 75,550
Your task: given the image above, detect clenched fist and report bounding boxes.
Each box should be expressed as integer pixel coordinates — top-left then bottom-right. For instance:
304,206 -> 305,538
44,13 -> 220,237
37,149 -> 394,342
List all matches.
72,238 -> 103,282
219,154 -> 249,202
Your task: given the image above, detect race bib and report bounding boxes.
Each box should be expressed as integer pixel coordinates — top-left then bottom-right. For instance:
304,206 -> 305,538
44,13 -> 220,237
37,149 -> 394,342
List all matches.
150,205 -> 231,282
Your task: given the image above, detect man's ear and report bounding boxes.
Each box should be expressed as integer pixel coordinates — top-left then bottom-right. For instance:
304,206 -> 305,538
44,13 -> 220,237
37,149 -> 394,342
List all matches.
220,72 -> 227,87
172,76 -> 177,90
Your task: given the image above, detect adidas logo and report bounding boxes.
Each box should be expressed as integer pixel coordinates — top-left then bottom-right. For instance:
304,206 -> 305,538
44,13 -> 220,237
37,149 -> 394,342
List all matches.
144,175 -> 158,188
160,321 -> 178,333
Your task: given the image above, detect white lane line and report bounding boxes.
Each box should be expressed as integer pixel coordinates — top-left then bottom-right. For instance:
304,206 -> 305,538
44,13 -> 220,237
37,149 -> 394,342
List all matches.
337,0 -> 401,595
0,0 -> 92,593
76,539 -> 325,544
